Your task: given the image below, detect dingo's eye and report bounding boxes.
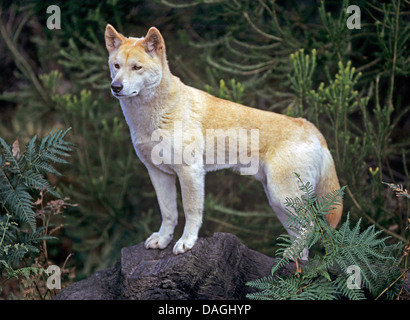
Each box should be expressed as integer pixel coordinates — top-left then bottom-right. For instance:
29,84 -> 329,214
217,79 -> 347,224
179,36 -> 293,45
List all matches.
114,63 -> 120,69
132,65 -> 142,71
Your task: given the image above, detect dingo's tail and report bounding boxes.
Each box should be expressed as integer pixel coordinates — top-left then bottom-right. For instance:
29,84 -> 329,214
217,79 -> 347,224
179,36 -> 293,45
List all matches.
316,147 -> 343,228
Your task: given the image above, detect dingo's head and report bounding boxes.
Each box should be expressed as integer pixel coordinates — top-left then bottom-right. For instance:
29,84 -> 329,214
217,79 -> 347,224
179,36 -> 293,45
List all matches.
105,25 -> 166,99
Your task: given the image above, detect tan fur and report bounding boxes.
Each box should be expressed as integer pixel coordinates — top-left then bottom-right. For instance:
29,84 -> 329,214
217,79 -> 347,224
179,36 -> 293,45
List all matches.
105,25 -> 342,258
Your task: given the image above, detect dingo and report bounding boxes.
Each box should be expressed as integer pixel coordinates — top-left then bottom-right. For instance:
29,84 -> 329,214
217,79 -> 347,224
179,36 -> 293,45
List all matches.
105,25 -> 342,258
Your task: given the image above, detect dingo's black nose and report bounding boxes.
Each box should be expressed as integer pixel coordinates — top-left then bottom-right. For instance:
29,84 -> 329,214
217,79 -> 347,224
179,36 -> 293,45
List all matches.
111,82 -> 123,93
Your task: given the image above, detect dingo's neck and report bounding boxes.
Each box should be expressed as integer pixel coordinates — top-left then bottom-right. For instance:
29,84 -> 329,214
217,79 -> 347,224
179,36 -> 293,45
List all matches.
119,70 -> 181,138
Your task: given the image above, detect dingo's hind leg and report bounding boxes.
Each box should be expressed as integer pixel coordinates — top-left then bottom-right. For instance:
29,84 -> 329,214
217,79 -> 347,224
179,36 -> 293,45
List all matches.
262,165 -> 317,261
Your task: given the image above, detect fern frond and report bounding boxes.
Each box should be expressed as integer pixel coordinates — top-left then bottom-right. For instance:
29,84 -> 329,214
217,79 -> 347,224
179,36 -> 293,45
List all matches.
333,275 -> 366,300
246,290 -> 275,300
299,281 -> 337,300
0,172 -> 36,231
28,128 -> 73,176
18,170 -> 60,198
20,225 -> 57,248
333,215 -> 403,295
24,135 -> 37,165
271,255 -> 291,275
246,275 -> 275,291
313,186 -> 345,217
335,217 -> 394,270
247,175 -> 403,300
0,129 -> 73,232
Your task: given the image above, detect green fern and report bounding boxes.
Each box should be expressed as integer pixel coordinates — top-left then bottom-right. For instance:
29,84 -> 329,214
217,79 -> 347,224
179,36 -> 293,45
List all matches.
333,215 -> 402,297
246,174 -> 404,300
0,128 -> 73,231
0,129 -> 73,277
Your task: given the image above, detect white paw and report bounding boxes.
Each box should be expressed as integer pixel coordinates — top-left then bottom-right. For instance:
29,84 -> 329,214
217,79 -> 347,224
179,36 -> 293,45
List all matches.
145,232 -> 173,250
172,236 -> 197,255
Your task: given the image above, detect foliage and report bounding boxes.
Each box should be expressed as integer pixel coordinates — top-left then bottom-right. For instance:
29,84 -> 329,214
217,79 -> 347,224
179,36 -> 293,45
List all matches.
287,46 -> 409,245
0,130 -> 74,298
288,49 -> 370,188
246,175 -> 405,300
205,78 -> 245,104
0,129 -> 73,230
0,0 -> 408,294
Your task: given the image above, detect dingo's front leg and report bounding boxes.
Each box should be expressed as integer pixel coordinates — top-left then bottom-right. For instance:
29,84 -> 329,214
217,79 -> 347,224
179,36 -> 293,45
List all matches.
144,165 -> 178,250
173,166 -> 205,254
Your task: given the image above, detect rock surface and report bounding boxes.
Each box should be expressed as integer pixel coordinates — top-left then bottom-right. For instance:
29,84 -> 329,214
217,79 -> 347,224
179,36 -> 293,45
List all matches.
54,232 -> 290,300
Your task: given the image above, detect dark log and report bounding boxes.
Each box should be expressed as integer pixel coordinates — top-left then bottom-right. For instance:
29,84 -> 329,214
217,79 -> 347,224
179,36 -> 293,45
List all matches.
54,232 -> 410,300
54,232 -> 294,300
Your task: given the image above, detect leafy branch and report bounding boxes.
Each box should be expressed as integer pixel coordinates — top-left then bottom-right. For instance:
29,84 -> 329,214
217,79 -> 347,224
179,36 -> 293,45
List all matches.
246,175 -> 404,300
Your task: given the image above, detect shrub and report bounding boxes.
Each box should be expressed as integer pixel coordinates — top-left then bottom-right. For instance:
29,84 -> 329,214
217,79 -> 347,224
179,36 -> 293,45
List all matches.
0,129 -> 74,298
246,174 -> 407,300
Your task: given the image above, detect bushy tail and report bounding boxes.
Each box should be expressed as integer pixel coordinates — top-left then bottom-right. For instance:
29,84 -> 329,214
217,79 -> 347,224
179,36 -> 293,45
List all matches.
316,147 -> 343,228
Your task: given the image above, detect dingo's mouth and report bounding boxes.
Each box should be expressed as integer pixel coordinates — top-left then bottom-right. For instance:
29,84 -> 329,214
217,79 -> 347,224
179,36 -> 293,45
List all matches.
112,91 -> 138,99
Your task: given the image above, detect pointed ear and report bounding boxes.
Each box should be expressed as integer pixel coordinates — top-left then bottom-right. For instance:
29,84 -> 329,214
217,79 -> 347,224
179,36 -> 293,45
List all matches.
105,24 -> 125,54
143,27 -> 165,56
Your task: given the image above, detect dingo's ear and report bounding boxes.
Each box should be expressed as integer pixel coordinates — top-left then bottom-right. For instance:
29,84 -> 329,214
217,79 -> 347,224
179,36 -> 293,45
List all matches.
105,24 -> 125,53
143,27 -> 165,57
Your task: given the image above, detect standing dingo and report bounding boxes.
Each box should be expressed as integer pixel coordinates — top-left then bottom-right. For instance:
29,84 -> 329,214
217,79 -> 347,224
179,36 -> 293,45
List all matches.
105,25 -> 342,258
